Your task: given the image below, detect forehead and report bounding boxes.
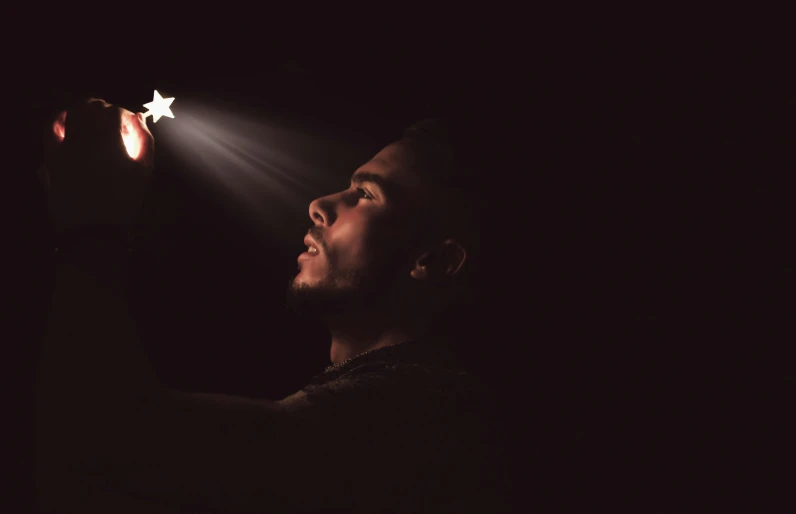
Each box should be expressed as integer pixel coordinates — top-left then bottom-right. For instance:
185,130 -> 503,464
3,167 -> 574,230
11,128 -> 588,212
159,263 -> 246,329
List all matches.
354,140 -> 430,201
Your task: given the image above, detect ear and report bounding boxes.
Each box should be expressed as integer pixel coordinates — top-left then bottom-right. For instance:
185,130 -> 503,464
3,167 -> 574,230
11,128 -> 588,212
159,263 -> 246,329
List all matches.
409,239 -> 467,281
439,239 -> 467,277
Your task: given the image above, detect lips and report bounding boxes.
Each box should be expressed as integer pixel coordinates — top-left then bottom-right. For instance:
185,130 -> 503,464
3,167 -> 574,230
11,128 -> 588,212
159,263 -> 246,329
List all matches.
298,234 -> 322,263
303,235 -> 320,255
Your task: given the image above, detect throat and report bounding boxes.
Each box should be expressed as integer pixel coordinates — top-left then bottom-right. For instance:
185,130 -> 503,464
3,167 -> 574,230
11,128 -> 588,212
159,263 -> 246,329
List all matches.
329,329 -> 416,365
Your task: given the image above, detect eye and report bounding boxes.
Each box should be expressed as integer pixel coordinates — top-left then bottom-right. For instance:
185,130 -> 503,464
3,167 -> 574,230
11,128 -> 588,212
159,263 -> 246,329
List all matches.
356,187 -> 374,200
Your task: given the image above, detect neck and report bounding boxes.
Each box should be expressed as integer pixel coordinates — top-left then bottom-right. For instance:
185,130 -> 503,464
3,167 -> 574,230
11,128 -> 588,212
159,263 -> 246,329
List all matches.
326,311 -> 418,364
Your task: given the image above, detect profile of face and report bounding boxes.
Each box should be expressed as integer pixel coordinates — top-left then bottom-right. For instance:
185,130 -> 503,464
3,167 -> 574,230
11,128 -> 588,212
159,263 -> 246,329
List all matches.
288,139 -> 439,317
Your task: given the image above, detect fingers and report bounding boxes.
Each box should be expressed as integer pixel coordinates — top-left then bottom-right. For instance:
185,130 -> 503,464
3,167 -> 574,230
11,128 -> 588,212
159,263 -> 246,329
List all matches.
133,112 -> 155,166
120,109 -> 154,164
56,99 -> 155,165
133,112 -> 154,144
63,99 -> 122,149
85,98 -> 111,106
52,110 -> 67,142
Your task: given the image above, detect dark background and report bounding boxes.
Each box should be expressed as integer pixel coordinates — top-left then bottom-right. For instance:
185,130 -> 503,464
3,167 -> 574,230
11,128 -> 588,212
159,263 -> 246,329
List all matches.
6,23 -> 794,513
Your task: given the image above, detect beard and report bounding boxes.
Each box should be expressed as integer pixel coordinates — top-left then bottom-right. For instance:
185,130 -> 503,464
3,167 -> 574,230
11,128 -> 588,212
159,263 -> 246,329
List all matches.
286,270 -> 363,320
285,255 -> 411,322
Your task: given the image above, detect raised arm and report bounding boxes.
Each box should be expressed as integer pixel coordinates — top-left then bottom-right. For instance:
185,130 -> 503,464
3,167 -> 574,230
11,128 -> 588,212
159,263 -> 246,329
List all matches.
33,99 -> 356,513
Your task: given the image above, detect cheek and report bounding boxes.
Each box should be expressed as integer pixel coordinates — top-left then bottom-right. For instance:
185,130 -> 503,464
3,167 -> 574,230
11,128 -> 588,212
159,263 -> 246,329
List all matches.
325,210 -> 413,270
329,222 -> 373,266
344,219 -> 412,268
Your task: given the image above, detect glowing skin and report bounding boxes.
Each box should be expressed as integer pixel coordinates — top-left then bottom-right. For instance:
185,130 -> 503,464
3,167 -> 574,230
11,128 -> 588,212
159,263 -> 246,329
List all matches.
294,140 -> 429,292
53,111 -> 66,142
121,112 -> 145,160
291,140 -> 441,364
51,107 -> 148,160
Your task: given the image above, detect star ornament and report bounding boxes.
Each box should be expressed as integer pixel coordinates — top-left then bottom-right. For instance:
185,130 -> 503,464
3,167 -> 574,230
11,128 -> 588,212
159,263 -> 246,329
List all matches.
142,90 -> 175,123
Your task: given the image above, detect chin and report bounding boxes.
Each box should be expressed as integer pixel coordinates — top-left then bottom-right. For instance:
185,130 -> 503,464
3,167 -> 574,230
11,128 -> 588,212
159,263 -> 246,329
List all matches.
286,279 -> 341,320
291,274 -> 339,300
292,272 -> 320,290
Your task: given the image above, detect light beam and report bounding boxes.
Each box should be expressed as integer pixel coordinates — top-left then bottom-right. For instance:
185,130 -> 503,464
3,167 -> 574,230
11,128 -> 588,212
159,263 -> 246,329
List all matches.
154,99 -> 366,243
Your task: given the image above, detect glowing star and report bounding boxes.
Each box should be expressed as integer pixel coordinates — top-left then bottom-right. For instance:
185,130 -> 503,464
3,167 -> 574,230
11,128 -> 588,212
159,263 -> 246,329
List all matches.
142,90 -> 175,123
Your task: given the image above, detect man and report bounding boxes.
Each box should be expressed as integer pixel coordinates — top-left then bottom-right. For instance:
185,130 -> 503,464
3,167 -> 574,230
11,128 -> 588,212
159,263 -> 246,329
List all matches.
34,99 -> 510,513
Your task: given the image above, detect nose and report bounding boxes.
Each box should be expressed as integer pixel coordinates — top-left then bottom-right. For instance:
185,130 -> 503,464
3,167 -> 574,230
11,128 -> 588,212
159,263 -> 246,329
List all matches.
308,193 -> 336,226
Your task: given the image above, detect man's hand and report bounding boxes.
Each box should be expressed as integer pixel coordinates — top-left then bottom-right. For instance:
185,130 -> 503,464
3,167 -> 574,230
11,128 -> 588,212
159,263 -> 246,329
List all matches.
43,98 -> 155,235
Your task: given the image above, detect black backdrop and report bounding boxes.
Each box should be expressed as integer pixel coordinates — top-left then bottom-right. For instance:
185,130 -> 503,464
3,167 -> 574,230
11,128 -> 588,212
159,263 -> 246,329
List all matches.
6,24 -> 794,513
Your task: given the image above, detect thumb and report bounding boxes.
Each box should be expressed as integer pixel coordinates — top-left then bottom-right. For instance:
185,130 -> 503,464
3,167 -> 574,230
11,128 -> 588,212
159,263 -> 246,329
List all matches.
134,112 -> 155,167
120,111 -> 154,165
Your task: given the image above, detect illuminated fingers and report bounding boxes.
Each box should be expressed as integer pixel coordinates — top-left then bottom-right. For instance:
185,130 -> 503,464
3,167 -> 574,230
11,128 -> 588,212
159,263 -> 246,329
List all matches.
53,111 -> 67,142
121,110 -> 144,160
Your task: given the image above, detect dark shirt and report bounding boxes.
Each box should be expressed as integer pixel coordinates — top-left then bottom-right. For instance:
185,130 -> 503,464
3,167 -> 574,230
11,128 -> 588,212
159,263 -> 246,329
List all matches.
275,340 -> 512,513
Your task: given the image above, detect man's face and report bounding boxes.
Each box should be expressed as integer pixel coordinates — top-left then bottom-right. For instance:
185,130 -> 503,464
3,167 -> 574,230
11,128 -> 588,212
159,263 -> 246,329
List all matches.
288,140 -> 430,313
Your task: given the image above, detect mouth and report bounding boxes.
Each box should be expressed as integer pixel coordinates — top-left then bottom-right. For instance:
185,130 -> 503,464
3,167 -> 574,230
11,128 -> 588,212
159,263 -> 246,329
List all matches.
299,234 -> 321,261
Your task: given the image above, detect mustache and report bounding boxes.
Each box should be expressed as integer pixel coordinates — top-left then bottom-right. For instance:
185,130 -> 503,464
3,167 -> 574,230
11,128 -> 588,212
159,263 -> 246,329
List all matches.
307,226 -> 329,254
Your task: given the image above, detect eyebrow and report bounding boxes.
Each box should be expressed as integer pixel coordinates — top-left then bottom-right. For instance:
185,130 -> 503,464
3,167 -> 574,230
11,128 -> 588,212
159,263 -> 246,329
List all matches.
350,171 -> 402,199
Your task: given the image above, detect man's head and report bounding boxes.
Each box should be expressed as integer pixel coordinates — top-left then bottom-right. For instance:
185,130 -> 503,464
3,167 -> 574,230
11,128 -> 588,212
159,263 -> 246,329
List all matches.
287,119 -> 482,333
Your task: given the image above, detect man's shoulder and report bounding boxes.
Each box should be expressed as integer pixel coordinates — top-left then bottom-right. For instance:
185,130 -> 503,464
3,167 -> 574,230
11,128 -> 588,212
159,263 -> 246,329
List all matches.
277,341 -> 503,427
319,344 -> 481,394
275,343 -> 512,511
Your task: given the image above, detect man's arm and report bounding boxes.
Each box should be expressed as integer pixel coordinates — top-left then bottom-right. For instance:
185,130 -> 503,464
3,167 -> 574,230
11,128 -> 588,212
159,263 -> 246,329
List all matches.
34,99 -> 354,512
35,241 -> 351,513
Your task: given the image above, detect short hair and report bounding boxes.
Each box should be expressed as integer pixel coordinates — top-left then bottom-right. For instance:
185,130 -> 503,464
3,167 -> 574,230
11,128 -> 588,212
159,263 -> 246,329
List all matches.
400,118 -> 491,350
401,118 -> 485,296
